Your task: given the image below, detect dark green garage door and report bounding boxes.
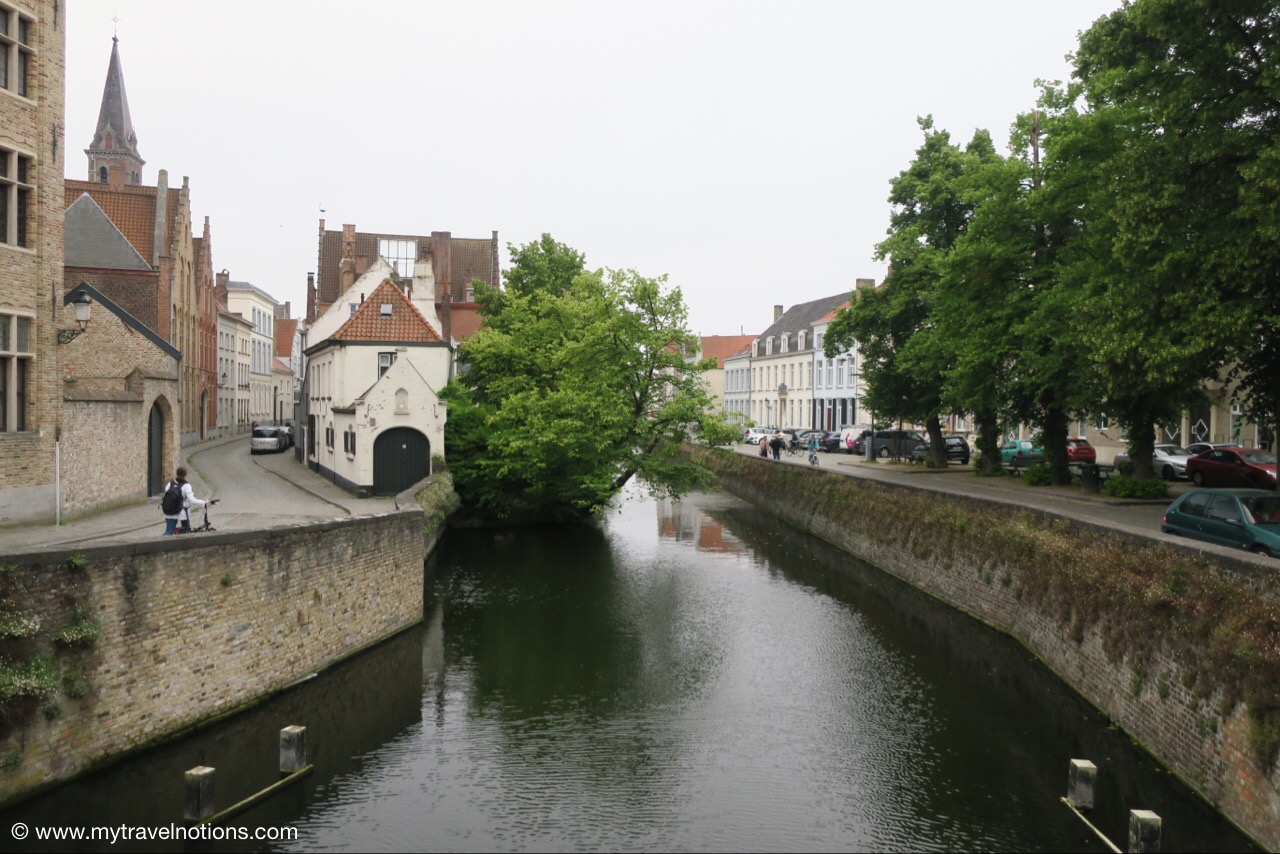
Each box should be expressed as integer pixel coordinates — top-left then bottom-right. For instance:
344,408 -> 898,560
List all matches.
373,428 -> 430,495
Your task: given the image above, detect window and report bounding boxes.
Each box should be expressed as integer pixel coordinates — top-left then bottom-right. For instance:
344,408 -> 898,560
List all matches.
0,312 -> 33,431
380,303 -> 393,317
0,6 -> 33,98
0,146 -> 33,248
98,166 -> 108,182
378,352 -> 397,378
378,238 -> 417,280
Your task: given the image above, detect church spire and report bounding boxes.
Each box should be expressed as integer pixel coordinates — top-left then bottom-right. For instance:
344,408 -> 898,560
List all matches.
85,36 -> 145,185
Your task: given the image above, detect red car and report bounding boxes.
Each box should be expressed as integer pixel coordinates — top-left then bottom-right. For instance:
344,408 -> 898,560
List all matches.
1185,447 -> 1278,490
1066,438 -> 1096,464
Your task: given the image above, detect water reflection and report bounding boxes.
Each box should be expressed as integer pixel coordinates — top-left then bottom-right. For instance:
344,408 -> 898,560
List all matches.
0,488 -> 1260,853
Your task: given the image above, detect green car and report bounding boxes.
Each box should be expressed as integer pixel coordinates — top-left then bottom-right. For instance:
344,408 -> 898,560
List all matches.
1161,489 -> 1280,558
1000,438 -> 1044,465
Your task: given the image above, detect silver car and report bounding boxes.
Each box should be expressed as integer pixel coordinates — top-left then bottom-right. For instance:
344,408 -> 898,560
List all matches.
1152,444 -> 1193,480
250,426 -> 286,454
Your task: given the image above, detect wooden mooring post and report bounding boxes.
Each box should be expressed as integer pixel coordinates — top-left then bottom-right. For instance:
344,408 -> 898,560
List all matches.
1059,759 -> 1161,854
182,725 -> 314,826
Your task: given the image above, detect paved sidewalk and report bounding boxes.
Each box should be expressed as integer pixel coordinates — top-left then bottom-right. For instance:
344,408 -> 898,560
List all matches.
733,444 -> 1272,568
0,434 -> 396,556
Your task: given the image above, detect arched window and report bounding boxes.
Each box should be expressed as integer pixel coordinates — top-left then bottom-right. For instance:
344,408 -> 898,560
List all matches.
98,166 -> 108,182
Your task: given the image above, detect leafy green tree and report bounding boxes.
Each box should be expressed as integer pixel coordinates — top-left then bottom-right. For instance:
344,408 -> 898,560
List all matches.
1072,0 -> 1279,463
444,236 -> 735,522
826,118 -> 998,466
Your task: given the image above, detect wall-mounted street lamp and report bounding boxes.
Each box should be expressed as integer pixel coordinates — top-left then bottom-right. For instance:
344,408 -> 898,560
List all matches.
57,293 -> 93,344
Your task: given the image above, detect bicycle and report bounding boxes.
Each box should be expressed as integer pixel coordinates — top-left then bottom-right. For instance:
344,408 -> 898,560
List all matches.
180,500 -> 220,534
785,442 -> 803,457
808,448 -> 819,466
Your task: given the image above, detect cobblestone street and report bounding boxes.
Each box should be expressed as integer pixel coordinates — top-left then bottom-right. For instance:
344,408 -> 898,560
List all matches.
0,435 -> 398,555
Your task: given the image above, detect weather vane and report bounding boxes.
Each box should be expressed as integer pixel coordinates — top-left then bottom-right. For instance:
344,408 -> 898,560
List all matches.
110,12 -> 122,39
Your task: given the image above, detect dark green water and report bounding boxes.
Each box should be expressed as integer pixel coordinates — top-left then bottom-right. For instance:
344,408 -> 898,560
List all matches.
1,488 -> 1259,852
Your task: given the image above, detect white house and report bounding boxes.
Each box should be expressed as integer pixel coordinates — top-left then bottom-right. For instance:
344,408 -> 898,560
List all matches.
226,280 -> 280,426
810,303 -> 865,431
722,346 -> 753,422
304,274 -> 450,496
750,294 -> 849,429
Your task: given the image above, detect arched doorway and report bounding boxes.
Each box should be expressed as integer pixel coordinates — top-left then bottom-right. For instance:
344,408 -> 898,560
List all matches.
373,428 -> 430,495
147,402 -> 165,496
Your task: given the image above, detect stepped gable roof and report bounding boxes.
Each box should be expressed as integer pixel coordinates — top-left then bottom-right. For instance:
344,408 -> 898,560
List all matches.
758,292 -> 851,345
275,318 -> 298,357
700,334 -> 757,367
330,279 -> 443,343
89,37 -> 143,161
64,193 -> 152,271
317,228 -> 496,303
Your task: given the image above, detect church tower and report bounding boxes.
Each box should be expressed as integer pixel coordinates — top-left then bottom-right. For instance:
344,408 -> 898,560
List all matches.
85,37 -> 145,185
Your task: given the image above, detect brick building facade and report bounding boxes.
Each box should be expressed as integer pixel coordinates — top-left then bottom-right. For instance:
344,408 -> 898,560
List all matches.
0,0 -> 65,525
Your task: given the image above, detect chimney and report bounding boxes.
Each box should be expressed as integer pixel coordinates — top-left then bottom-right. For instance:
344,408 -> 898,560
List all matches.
774,304 -> 784,322
215,269 -> 230,308
432,231 -> 453,346
305,273 -> 315,321
339,224 -> 356,292
153,169 -> 169,267
855,278 -> 876,290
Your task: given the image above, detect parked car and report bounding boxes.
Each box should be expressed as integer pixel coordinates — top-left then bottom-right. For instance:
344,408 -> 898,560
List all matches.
1184,441 -> 1236,457
999,439 -> 1044,465
819,432 -> 845,453
851,429 -> 929,459
909,435 -> 971,465
1185,447 -> 1277,490
1161,489 -> 1280,557
1152,444 -> 1193,480
1065,438 -> 1096,464
744,427 -> 775,445
250,426 -> 288,454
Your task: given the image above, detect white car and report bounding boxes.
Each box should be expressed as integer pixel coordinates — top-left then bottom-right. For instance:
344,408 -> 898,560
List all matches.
744,427 -> 775,445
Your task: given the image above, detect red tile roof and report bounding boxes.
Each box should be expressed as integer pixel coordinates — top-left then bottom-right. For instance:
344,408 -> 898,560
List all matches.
700,334 -> 758,367
331,279 -> 443,343
65,179 -> 180,264
815,302 -> 850,323
275,318 -> 298,357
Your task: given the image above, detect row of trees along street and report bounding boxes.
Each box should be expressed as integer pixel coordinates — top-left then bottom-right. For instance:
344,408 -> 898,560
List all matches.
823,0 -> 1280,483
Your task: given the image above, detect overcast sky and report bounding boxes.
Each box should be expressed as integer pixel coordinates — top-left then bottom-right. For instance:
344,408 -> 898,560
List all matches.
65,1 -> 1122,336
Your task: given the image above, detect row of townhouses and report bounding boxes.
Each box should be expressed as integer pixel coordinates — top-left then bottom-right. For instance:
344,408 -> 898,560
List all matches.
0,6 -> 301,525
701,282 -> 875,434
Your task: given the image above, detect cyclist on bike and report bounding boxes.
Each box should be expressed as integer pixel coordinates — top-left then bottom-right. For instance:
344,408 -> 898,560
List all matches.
806,432 -> 821,465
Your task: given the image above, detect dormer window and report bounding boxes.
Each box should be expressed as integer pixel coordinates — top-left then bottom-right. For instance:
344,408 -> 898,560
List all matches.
780,335 -> 788,354
380,303 -> 393,317
798,331 -> 806,350
766,337 -> 774,356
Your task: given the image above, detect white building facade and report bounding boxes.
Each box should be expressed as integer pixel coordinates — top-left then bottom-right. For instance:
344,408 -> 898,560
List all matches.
226,281 -> 280,426
722,347 -> 752,422
217,309 -> 253,435
304,264 -> 450,496
810,306 -> 865,432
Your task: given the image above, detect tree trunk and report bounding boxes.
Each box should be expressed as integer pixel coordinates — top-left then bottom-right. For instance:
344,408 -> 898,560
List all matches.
1042,404 -> 1071,486
1128,417 -> 1157,480
927,415 -> 947,467
977,410 -> 1001,475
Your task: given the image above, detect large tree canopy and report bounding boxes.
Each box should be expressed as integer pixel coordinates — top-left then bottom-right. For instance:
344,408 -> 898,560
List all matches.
444,235 -> 735,522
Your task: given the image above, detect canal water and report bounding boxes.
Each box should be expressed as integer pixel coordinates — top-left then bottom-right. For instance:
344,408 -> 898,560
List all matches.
3,488 -> 1259,852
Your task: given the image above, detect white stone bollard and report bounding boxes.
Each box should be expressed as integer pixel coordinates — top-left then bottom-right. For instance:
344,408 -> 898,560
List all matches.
1067,759 -> 1097,810
183,765 -> 215,822
1128,809 -> 1161,853
280,725 -> 308,775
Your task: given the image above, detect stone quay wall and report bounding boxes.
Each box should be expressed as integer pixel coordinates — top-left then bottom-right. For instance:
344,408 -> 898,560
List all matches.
691,448 -> 1280,851
0,507 -> 429,806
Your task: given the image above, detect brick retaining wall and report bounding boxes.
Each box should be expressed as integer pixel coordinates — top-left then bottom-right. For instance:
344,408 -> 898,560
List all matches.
0,508 -> 428,805
702,451 -> 1279,851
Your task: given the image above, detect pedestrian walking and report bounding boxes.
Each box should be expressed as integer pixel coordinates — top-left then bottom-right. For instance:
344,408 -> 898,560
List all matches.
160,466 -> 209,535
770,433 -> 783,461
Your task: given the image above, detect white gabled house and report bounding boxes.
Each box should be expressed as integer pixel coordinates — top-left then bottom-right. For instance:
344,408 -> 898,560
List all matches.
304,274 -> 450,496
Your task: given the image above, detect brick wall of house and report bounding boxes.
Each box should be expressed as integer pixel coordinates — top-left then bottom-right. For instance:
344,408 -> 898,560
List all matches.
57,297 -> 179,516
0,508 -> 427,805
0,0 -> 66,526
712,458 -> 1280,851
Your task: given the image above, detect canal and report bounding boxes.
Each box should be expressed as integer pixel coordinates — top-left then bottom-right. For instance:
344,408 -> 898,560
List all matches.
2,488 -> 1259,852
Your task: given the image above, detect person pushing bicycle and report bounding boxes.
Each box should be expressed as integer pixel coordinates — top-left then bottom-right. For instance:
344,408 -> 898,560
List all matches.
806,432 -> 820,465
